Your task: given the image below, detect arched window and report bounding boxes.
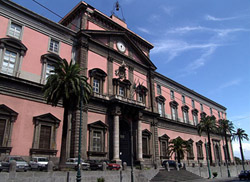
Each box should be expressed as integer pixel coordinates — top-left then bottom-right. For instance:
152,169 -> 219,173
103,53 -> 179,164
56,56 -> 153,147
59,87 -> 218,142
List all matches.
40,53 -> 63,84
0,38 -> 27,77
89,68 -> 107,95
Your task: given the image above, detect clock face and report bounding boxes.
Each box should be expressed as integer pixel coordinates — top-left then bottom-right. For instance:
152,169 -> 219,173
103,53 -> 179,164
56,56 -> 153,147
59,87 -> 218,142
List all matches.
117,41 -> 126,53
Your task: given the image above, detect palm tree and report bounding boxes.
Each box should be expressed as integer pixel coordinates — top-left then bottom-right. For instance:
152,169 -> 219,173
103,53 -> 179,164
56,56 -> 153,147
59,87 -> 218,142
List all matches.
218,119 -> 234,163
43,59 -> 92,166
232,128 -> 249,170
168,137 -> 190,164
197,115 -> 217,164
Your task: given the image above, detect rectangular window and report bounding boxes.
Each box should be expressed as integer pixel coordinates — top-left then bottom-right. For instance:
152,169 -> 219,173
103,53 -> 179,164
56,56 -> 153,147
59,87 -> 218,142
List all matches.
93,78 -> 100,93
1,50 -> 17,75
192,100 -> 195,108
119,86 -> 125,96
39,125 -> 51,149
170,90 -> 174,99
200,103 -> 203,112
157,84 -> 161,95
93,131 -> 101,152
0,119 -> 6,146
142,137 -> 148,155
197,145 -> 203,158
218,111 -> 221,119
158,102 -> 163,117
182,95 -> 185,104
171,107 -> 177,121
162,141 -> 167,157
138,93 -> 143,102
45,64 -> 55,80
193,114 -> 198,125
210,108 -> 213,115
183,111 -> 188,123
8,22 -> 22,39
49,39 -> 59,53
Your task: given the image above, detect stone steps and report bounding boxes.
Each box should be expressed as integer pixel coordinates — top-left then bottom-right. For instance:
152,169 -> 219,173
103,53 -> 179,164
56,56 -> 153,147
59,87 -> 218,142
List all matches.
150,169 -> 203,182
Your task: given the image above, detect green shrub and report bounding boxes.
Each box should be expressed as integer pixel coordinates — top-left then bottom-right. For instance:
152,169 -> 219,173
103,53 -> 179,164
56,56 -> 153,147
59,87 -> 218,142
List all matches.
97,177 -> 105,182
212,172 -> 218,178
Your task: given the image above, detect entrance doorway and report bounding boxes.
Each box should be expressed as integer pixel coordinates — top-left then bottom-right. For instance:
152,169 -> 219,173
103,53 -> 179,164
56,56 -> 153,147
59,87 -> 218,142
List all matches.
119,120 -> 131,166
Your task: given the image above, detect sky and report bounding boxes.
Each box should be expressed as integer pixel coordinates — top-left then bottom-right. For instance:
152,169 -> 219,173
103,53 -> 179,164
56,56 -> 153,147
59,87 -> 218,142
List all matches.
11,0 -> 250,159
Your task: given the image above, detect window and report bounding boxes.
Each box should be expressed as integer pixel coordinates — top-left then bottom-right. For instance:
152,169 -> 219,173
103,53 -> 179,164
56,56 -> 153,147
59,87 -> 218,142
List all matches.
170,90 -> 174,100
0,105 -> 18,155
136,85 -> 148,104
200,103 -> 203,112
8,22 -> 22,39
93,131 -> 102,152
192,109 -> 199,126
182,105 -> 189,124
142,129 -> 151,158
49,39 -> 59,53
30,113 -> 60,156
210,108 -> 213,115
218,111 -> 221,119
89,68 -> 107,95
93,78 -> 100,93
182,95 -> 185,104
0,38 -> 27,77
1,50 -> 17,75
40,53 -> 62,84
187,139 -> 194,160
119,86 -> 125,96
170,101 -> 179,121
157,84 -> 161,95
192,100 -> 195,108
156,95 -> 166,117
196,140 -> 204,160
159,134 -> 170,159
88,121 -> 108,156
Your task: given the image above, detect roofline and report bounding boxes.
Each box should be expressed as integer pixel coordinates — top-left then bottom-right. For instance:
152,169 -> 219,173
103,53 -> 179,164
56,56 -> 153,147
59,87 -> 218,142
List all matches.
59,1 -> 154,49
3,0 -> 76,36
154,72 -> 227,110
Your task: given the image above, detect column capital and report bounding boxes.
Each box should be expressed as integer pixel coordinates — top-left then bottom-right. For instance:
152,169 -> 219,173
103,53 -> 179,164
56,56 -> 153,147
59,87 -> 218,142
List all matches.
111,106 -> 121,116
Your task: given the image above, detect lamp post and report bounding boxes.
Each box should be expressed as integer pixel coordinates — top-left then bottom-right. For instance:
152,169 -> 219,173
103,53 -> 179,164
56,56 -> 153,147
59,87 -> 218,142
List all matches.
76,85 -> 83,182
130,121 -> 134,182
205,139 -> 211,179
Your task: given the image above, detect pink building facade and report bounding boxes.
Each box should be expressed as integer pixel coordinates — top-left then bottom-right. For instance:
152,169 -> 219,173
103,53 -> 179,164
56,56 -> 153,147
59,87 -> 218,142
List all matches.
0,0 -> 234,166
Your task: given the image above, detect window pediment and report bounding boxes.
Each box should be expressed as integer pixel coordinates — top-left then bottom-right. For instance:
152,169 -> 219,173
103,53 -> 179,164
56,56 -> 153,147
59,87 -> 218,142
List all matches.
89,68 -> 107,79
113,78 -> 131,87
33,113 -> 60,125
170,100 -> 178,108
196,140 -> 203,145
192,108 -> 199,115
142,129 -> 152,136
88,120 -> 108,130
200,112 -> 207,118
0,104 -> 18,121
41,53 -> 62,63
156,95 -> 166,103
188,138 -> 194,144
181,105 -> 189,112
159,134 -> 169,141
136,84 -> 148,95
0,38 -> 27,55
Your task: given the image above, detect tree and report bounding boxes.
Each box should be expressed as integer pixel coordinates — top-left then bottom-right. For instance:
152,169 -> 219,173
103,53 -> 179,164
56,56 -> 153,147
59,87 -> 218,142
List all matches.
218,119 -> 234,163
197,115 -> 217,164
43,59 -> 92,166
168,137 -> 190,163
232,128 -> 249,170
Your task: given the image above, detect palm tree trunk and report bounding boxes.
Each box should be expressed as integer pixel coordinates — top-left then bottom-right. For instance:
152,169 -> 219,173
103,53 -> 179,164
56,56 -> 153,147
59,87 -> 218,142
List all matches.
207,132 -> 213,164
239,137 -> 245,171
59,107 -> 69,167
224,132 -> 231,163
177,151 -> 181,163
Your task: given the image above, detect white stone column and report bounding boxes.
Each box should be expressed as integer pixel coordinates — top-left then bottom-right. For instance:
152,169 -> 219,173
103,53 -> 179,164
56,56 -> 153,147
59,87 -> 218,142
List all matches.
113,115 -> 120,161
137,119 -> 143,161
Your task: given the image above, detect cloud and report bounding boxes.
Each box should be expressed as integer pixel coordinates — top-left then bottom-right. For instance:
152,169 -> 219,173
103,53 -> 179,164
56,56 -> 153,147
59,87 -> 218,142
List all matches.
233,142 -> 250,159
151,39 -> 219,62
162,6 -> 174,16
148,14 -> 160,22
137,27 -> 150,34
205,15 -> 240,21
167,26 -> 249,37
207,79 -> 242,94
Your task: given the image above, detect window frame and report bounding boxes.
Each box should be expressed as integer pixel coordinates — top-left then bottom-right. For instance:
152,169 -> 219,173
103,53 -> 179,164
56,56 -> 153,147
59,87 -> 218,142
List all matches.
142,129 -> 152,158
182,95 -> 185,104
89,68 -> 107,95
48,38 -> 60,54
157,84 -> 161,95
159,134 -> 170,159
181,105 -> 189,124
192,109 -> 199,126
170,90 -> 175,100
170,100 -> 179,121
156,95 -> 166,117
136,84 -> 148,104
187,139 -> 194,160
196,140 -> 204,160
192,99 -> 195,108
7,20 -> 24,40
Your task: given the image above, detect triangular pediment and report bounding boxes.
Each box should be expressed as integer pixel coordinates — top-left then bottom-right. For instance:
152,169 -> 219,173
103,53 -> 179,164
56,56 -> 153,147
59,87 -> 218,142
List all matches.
85,30 -> 156,70
0,104 -> 18,121
88,120 -> 108,130
33,113 -> 60,124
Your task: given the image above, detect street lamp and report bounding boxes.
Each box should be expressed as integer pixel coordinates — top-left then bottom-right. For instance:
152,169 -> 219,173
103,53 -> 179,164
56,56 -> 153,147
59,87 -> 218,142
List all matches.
76,84 -> 83,182
205,139 -> 211,179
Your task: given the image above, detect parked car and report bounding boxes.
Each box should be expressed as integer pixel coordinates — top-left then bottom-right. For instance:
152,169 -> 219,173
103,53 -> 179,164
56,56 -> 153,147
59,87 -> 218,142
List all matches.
29,157 -> 48,171
162,160 -> 182,169
66,158 -> 90,170
1,156 -> 30,172
238,170 -> 250,180
86,160 -> 105,170
107,162 -> 121,170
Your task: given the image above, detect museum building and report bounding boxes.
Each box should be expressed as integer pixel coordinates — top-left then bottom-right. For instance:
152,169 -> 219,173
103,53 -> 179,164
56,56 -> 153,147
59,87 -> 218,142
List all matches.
0,0 -> 234,166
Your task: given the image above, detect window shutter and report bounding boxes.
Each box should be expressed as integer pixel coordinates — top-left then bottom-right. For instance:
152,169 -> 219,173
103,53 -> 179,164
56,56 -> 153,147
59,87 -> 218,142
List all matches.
39,125 -> 51,149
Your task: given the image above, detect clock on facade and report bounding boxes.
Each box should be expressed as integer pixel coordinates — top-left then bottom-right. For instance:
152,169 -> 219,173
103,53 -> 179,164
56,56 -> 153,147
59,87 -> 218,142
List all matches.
116,41 -> 126,53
